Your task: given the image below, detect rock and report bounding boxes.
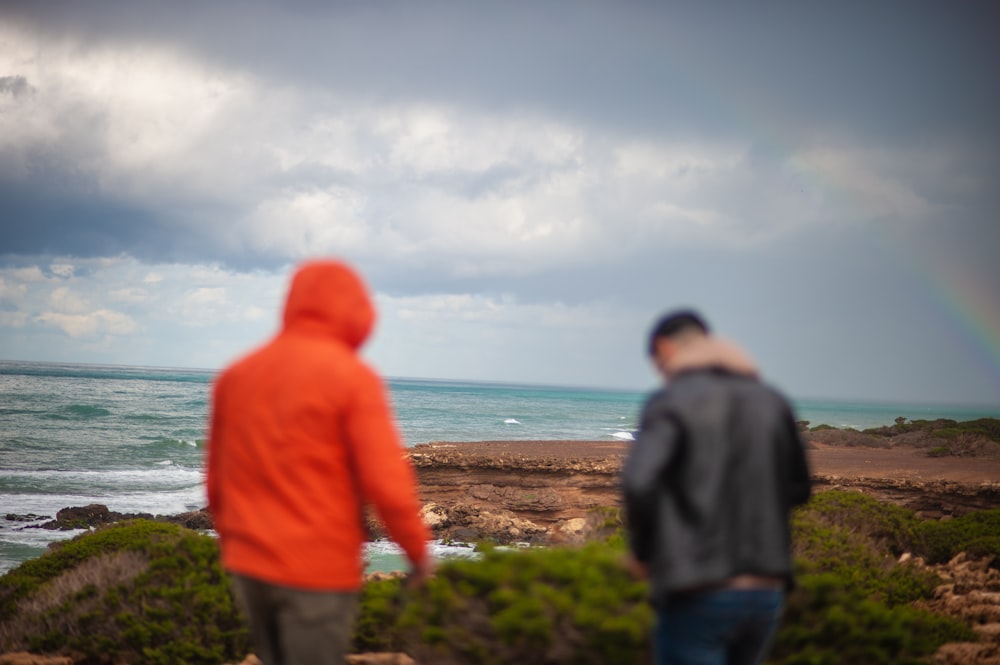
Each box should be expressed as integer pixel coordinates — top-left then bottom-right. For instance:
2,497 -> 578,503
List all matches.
419,503 -> 448,528
37,504 -> 157,530
39,504 -> 113,530
0,654 -> 73,665
229,656 -> 261,665
364,570 -> 407,583
346,654 -> 418,664
32,504 -> 211,533
4,514 -> 49,523
932,642 -> 1000,665
228,653 -> 419,665
159,509 -> 213,530
922,554 -> 1000,664
550,518 -> 588,545
434,502 -> 548,545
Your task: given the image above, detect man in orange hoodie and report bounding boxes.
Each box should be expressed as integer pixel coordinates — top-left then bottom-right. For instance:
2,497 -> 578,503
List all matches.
207,260 -> 433,665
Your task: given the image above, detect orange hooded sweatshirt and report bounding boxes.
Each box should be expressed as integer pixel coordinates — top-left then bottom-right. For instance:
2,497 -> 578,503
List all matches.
207,260 -> 430,590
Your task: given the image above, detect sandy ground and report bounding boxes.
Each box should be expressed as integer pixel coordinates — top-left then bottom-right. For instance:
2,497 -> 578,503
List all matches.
806,440 -> 1000,483
415,439 -> 1000,484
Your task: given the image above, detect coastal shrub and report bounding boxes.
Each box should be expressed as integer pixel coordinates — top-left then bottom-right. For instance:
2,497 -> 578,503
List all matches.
929,417 -> 1000,442
793,490 -> 921,558
0,520 -> 249,664
770,573 -> 976,665
863,417 -> 1000,444
355,542 -> 654,664
354,493 -> 975,664
914,509 -> 1000,567
792,493 -> 941,608
1,493 -> 989,664
797,490 -> 1000,569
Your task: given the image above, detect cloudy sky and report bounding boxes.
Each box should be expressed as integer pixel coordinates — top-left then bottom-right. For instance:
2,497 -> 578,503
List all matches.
1,1 -> 998,406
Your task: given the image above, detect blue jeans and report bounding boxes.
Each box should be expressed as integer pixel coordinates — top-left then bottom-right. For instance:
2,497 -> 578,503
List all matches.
654,589 -> 784,665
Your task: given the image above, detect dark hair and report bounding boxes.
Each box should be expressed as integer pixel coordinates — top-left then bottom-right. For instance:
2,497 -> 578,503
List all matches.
647,309 -> 710,356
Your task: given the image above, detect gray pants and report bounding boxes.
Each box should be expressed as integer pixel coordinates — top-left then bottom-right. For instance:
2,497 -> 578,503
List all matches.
231,573 -> 360,665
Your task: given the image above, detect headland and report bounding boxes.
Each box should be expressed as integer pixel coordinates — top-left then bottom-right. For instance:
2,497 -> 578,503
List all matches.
393,433 -> 1000,546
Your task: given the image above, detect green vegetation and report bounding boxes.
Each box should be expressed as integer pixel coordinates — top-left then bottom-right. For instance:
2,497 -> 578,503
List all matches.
0,520 -> 248,664
770,491 -> 981,665
862,417 -> 1000,443
355,542 -> 653,664
2,493 -> 994,664
804,416 -> 1000,456
794,489 -> 1000,568
809,423 -> 839,432
774,574 -> 974,665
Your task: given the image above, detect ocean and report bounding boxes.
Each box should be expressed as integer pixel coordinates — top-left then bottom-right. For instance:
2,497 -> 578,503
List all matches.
1,359 -> 997,575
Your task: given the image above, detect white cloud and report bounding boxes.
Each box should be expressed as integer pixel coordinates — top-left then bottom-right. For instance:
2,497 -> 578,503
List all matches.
241,187 -> 370,258
8,267 -> 46,283
378,106 -> 580,174
48,287 -> 89,314
186,287 -> 227,305
109,287 -> 151,304
0,311 -> 27,327
0,277 -> 27,300
36,309 -> 137,338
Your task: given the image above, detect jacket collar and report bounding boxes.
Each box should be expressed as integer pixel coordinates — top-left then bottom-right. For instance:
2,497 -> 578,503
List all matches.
665,335 -> 759,379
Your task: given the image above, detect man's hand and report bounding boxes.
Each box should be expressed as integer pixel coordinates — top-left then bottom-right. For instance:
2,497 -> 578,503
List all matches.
623,553 -> 649,580
406,556 -> 437,589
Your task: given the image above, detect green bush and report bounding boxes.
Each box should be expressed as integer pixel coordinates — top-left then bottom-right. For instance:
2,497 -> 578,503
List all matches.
771,573 -> 976,665
355,542 -> 654,665
914,510 -> 1000,566
863,417 -> 1000,443
0,493 -> 989,664
0,520 -> 249,664
793,490 -> 921,561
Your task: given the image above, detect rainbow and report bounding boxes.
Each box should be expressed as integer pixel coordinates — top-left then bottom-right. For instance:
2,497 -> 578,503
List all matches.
788,147 -> 1000,401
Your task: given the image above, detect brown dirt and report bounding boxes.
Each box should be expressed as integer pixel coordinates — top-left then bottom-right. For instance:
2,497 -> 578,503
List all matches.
400,438 -> 1000,547
806,440 -> 1000,484
413,438 -> 1000,481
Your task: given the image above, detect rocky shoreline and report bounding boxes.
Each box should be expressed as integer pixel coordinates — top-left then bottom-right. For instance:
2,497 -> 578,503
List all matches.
9,438 -> 1000,547
5,503 -> 213,533
391,439 -> 1000,545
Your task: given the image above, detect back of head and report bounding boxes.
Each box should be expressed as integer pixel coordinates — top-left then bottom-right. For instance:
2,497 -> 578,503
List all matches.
282,260 -> 375,349
647,309 -> 710,356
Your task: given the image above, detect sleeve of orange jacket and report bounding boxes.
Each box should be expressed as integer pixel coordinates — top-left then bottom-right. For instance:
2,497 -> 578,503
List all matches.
205,374 -> 227,519
345,366 -> 430,567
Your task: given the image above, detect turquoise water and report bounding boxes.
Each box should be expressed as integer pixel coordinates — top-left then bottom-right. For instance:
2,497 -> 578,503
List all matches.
1,360 -> 997,575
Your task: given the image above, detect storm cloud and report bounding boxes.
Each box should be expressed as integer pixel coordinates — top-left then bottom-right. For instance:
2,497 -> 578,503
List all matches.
1,1 -> 998,403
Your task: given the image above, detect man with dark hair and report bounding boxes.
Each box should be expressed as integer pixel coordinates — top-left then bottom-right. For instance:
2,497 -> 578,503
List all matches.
622,309 -> 812,665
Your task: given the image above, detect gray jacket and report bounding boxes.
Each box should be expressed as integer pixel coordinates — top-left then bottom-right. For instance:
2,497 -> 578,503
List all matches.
622,362 -> 811,602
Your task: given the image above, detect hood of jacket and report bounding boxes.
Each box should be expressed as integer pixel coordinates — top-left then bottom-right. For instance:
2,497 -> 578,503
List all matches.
664,335 -> 759,379
281,260 -> 375,349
